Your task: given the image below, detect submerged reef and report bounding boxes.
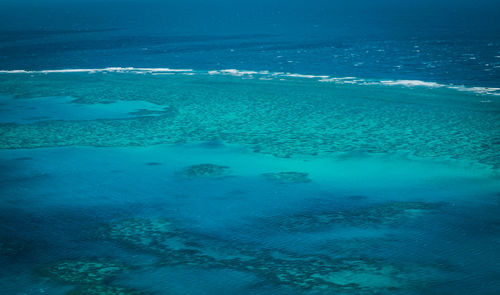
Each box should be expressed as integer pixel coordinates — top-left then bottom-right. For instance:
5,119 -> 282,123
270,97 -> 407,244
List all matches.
37,260 -> 126,284
0,73 -> 497,169
0,240 -> 25,256
268,257 -> 405,290
262,171 -> 311,184
37,259 -> 144,295
98,215 -> 445,293
180,164 -> 231,178
262,201 -> 440,232
66,285 -> 144,295
99,218 -> 254,268
128,106 -> 177,117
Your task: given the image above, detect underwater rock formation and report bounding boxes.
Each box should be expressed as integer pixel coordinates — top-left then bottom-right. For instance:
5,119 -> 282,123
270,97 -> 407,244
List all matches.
262,171 -> 311,184
180,164 -> 231,178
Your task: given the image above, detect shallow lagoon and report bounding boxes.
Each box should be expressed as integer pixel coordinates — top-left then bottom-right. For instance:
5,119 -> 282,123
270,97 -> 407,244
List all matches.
0,71 -> 499,294
0,95 -> 174,124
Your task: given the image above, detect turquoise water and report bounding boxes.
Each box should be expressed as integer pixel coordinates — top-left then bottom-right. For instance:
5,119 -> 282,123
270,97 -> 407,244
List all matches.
2,1 -> 500,293
0,70 -> 499,294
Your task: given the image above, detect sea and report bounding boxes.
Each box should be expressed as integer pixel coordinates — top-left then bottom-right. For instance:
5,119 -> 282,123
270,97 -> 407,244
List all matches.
0,1 -> 499,294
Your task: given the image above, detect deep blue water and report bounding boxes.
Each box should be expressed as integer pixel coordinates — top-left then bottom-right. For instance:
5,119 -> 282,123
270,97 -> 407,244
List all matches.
1,0 -> 499,87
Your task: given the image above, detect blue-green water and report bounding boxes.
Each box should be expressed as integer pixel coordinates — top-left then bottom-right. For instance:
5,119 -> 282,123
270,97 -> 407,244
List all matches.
1,0 -> 500,294
0,70 -> 499,294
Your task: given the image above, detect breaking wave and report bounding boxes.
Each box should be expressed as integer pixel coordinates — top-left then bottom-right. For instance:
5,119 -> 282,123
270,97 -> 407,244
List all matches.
1,67 -> 499,96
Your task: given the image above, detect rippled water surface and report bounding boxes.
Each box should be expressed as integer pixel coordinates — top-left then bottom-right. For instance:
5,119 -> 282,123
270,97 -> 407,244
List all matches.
1,71 -> 499,295
1,1 -> 500,294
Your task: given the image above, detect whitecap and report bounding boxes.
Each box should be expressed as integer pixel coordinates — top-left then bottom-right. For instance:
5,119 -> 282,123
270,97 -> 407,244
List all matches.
0,67 -> 193,74
285,73 -> 329,79
449,86 -> 500,96
379,80 -> 444,88
319,77 -> 358,83
219,69 -> 258,76
1,67 -> 498,96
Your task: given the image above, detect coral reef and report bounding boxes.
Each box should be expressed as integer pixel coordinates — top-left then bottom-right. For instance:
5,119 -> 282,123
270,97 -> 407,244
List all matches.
37,260 -> 126,285
36,259 -> 145,295
261,257 -> 406,291
66,285 -> 144,295
180,164 -> 231,178
0,73 -> 497,169
128,107 -> 177,117
266,201 -> 440,232
98,215 -> 443,293
309,259 -> 404,290
262,171 -> 311,184
100,218 -> 254,268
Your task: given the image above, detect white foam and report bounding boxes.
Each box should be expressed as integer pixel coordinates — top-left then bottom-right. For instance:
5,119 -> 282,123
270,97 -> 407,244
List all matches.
0,70 -> 30,74
380,80 -> 444,88
40,68 -> 131,74
133,67 -> 193,72
320,77 -> 499,96
378,80 -> 499,96
284,73 -> 329,79
449,86 -> 500,96
0,67 -> 193,74
1,67 -> 498,96
151,73 -> 175,75
319,77 -> 358,83
208,69 -> 258,76
219,69 -> 259,76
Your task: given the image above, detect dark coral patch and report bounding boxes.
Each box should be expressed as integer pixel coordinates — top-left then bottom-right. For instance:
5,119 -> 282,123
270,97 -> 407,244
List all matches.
264,201 -> 442,232
97,216 -> 445,293
37,260 -> 126,285
262,172 -> 311,184
181,164 -> 231,178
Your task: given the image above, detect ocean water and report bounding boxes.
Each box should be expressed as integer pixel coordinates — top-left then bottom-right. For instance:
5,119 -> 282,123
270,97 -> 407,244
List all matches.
1,1 -> 500,295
